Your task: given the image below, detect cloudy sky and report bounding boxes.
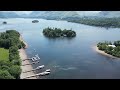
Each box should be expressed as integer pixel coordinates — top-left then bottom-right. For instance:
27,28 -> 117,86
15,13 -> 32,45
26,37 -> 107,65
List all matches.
2,11 -> 101,15
14,11 -> 33,14
2,11 -> 33,14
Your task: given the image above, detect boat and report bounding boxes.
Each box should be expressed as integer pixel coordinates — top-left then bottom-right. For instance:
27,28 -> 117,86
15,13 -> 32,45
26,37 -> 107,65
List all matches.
45,69 -> 51,72
32,61 -> 39,64
35,54 -> 40,59
36,65 -> 45,69
39,71 -> 50,76
31,57 -> 38,62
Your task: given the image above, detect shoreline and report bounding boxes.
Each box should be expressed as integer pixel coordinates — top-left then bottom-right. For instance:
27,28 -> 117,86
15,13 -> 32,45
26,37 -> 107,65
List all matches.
19,35 -> 37,79
93,45 -> 118,59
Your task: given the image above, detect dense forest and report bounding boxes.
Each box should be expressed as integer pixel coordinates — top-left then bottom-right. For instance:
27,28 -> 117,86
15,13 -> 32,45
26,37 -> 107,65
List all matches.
0,30 -> 26,79
64,17 -> 120,28
97,41 -> 120,57
43,27 -> 76,38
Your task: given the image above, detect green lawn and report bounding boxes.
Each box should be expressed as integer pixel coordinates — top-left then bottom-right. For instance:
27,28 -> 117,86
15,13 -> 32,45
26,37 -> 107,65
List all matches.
0,48 -> 9,61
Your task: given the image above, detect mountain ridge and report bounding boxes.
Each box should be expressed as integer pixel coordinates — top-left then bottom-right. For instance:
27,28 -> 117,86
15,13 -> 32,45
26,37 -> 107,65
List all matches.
1,11 -> 120,19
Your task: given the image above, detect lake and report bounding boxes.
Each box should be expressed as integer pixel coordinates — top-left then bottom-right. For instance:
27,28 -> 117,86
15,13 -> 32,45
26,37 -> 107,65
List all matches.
1,18 -> 120,79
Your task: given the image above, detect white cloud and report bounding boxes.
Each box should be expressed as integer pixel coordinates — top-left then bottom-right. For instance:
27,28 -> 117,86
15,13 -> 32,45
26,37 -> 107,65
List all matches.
1,11 -> 101,16
1,11 -> 32,15
13,11 -> 32,15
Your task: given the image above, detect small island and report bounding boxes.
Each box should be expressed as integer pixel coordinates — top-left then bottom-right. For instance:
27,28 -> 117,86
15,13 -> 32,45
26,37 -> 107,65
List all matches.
3,21 -> 7,24
32,20 -> 39,23
96,41 -> 120,58
43,27 -> 76,38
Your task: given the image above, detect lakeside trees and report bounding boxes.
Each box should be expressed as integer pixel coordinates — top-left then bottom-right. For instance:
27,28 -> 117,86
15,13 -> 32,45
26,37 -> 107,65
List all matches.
97,41 -> 120,57
64,17 -> 120,28
43,27 -> 76,38
0,30 -> 25,79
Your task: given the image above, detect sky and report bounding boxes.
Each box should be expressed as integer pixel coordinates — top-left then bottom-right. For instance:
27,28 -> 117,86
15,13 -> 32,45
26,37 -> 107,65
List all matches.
2,11 -> 101,15
14,11 -> 33,14
2,11 -> 33,15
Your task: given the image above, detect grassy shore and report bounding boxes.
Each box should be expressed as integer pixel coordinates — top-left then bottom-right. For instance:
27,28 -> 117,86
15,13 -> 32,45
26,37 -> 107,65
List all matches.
0,48 -> 9,61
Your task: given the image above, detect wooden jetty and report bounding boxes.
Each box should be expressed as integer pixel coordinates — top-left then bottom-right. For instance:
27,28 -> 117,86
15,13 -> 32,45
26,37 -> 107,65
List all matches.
22,65 -> 45,73
21,54 -> 51,79
22,54 -> 40,62
22,58 -> 32,61
22,61 -> 39,66
23,71 -> 50,79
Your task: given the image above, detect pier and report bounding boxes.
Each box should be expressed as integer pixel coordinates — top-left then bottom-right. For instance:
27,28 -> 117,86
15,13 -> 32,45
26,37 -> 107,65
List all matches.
22,61 -> 39,66
22,65 -> 45,73
23,71 -> 50,79
21,54 -> 51,79
22,54 -> 40,62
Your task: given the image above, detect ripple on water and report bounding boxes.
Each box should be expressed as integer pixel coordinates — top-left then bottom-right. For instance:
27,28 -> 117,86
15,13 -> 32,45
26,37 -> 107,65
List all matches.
59,67 -> 77,71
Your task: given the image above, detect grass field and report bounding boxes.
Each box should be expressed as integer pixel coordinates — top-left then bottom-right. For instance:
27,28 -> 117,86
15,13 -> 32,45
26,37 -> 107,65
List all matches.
0,48 -> 9,61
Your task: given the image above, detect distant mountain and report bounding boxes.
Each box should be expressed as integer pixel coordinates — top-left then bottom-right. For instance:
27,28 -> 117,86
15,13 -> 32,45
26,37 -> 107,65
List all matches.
0,12 -> 5,18
1,11 -> 120,19
0,11 -> 19,18
29,11 -> 120,19
29,11 -> 80,19
98,11 -> 120,18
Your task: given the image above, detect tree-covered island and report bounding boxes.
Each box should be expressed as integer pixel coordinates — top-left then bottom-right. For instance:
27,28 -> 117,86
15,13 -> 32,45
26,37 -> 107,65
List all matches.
97,41 -> 120,57
43,27 -> 76,38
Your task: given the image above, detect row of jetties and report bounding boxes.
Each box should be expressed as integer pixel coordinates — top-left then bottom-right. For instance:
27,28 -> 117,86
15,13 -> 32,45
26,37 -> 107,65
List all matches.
23,54 -> 51,79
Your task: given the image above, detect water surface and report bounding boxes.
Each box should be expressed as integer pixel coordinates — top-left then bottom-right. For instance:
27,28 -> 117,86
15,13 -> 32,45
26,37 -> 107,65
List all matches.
0,18 -> 120,79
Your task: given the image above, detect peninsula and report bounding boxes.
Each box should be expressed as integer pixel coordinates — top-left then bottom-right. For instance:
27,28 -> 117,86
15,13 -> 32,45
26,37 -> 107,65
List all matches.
0,30 -> 36,79
95,41 -> 120,58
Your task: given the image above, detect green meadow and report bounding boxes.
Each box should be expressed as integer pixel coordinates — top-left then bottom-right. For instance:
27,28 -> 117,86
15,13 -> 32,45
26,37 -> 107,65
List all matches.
0,48 -> 9,61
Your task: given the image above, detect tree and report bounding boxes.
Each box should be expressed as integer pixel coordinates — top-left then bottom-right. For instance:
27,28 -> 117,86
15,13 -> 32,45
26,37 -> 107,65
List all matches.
11,59 -> 21,66
43,27 -> 76,38
8,65 -> 21,79
114,41 -> 120,46
0,70 -> 15,79
0,30 -> 23,79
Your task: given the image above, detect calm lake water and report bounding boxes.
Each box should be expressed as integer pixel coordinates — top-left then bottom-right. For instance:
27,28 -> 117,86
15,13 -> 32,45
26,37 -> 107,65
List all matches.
1,18 -> 120,79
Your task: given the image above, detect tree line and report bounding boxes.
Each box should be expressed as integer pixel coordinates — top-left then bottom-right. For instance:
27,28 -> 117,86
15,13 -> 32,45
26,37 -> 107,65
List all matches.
0,30 -> 26,79
64,17 -> 120,28
97,41 -> 120,57
43,27 -> 76,38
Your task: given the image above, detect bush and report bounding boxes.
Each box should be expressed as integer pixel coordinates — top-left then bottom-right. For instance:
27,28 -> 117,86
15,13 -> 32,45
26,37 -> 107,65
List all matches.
0,70 -> 15,79
8,65 -> 21,79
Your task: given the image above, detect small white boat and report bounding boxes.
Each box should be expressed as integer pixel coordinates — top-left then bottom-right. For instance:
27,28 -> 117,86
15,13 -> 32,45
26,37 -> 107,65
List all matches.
36,65 -> 45,69
45,69 -> 51,72
31,57 -> 38,62
35,54 -> 40,59
40,71 -> 50,76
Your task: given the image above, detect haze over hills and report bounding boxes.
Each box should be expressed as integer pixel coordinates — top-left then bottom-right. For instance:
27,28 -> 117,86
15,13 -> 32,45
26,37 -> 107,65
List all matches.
99,11 -> 120,18
29,11 -> 80,19
0,11 -> 120,19
0,11 -> 19,18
